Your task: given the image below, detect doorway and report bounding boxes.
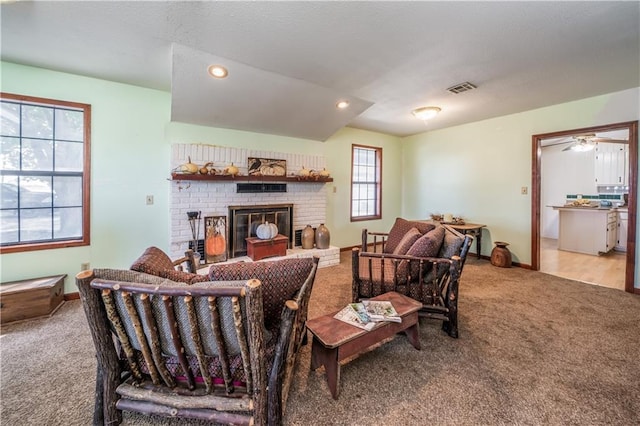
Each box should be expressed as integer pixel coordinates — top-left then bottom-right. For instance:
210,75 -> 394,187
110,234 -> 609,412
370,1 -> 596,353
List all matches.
531,121 -> 638,293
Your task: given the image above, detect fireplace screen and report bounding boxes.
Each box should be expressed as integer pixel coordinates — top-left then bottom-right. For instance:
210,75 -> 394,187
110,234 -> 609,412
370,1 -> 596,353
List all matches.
228,204 -> 293,258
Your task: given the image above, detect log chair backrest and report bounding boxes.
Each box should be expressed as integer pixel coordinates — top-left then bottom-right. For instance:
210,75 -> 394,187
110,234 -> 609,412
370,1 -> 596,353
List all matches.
89,277 -> 266,396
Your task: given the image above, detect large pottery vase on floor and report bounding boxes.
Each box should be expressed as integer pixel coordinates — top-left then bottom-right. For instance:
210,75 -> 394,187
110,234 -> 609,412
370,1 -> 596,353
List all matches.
315,223 -> 330,249
490,241 -> 512,267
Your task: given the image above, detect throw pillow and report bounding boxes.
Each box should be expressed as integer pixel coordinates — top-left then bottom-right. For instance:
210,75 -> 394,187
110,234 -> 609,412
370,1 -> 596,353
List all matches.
392,227 -> 422,256
384,218 -> 436,253
130,246 -> 175,276
398,226 -> 446,278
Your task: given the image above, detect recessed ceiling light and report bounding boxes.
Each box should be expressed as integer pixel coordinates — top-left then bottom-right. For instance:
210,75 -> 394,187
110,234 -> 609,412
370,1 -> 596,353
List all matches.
336,100 -> 350,109
207,65 -> 228,79
412,106 -> 441,121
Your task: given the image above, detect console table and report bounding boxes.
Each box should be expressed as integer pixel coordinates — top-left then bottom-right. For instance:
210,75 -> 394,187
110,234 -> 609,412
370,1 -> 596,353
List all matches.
420,220 -> 486,259
447,223 -> 486,259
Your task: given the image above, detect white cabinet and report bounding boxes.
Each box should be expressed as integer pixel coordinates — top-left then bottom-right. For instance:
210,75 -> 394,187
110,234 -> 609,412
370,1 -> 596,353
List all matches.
615,210 -> 628,252
557,208 -> 617,255
594,143 -> 628,186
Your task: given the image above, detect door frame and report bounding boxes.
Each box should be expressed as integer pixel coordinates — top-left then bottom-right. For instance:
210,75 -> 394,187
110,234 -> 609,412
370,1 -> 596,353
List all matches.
531,120 -> 638,293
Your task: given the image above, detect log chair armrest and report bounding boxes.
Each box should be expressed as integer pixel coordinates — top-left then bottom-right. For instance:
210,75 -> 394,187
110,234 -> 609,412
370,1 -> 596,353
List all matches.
171,249 -> 198,273
361,229 -> 390,253
268,256 -> 319,425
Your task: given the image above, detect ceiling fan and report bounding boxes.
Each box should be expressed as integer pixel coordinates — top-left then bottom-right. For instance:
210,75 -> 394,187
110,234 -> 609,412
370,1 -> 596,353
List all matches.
560,133 -> 628,152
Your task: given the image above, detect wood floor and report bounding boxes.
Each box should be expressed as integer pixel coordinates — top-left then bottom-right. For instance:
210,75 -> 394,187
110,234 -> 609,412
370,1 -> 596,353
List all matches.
540,237 -> 626,291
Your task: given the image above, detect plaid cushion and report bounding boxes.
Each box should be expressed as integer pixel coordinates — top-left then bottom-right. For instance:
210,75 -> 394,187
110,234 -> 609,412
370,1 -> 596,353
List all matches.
392,227 -> 422,255
384,218 -> 436,254
130,246 -> 175,276
208,258 -> 314,328
93,268 -> 180,287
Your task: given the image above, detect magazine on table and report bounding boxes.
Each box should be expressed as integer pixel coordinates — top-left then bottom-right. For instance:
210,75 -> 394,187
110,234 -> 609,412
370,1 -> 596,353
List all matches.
333,304 -> 376,330
362,300 -> 402,323
333,301 -> 401,329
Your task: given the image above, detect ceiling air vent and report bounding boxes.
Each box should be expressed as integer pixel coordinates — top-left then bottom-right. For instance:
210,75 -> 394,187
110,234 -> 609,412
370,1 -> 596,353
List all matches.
447,82 -> 477,94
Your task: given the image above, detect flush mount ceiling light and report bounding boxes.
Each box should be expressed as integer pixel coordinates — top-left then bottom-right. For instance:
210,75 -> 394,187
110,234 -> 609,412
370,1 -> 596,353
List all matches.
207,65 -> 228,79
412,106 -> 441,121
336,100 -> 350,109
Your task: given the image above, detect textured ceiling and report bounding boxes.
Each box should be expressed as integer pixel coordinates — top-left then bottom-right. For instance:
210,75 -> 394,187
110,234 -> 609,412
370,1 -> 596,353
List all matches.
1,1 -> 639,141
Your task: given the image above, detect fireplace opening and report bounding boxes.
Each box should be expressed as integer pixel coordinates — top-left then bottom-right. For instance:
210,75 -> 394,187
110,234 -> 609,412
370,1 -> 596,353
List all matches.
228,204 -> 293,258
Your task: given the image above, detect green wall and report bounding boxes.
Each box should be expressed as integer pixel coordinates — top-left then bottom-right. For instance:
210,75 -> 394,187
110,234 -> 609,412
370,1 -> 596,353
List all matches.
1,61 -> 637,292
1,62 -> 171,293
0,62 -> 403,292
402,88 -> 639,285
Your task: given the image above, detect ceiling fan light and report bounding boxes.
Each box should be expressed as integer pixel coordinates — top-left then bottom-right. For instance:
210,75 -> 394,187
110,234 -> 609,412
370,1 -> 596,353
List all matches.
571,142 -> 595,152
412,106 -> 441,121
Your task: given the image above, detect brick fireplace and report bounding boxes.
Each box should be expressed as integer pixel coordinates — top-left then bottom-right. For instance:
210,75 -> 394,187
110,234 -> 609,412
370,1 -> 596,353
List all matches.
169,144 -> 338,267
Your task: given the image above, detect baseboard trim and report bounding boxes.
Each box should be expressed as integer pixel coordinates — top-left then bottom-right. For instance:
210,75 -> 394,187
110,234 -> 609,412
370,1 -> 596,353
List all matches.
64,292 -> 80,301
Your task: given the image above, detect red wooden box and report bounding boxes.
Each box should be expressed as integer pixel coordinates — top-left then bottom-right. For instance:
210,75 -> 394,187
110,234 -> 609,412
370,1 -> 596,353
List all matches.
246,234 -> 288,261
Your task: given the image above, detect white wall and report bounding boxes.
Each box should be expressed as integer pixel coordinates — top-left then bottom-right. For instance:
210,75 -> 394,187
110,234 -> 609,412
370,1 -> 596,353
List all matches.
402,88 -> 639,287
541,144 -> 598,239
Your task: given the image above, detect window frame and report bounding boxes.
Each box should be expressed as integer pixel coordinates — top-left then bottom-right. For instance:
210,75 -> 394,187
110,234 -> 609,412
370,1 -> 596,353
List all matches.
350,144 -> 382,222
0,92 -> 91,254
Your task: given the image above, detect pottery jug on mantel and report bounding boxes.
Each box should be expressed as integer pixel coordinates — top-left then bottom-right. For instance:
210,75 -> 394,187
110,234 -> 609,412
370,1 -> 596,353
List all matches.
315,223 -> 330,249
301,225 -> 315,249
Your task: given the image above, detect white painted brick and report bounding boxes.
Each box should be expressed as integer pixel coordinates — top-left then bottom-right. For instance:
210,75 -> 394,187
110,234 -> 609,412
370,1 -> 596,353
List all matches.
170,143 -> 332,260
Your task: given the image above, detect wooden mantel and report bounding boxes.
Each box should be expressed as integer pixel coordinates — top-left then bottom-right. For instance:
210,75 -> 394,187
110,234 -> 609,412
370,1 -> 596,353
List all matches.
170,173 -> 333,183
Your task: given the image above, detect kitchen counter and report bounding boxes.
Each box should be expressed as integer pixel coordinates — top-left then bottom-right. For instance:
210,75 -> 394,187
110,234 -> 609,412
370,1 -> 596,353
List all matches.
551,206 -> 618,255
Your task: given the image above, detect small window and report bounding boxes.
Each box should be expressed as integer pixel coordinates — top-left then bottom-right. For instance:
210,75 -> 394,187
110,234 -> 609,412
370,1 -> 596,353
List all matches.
0,93 -> 91,253
351,144 -> 382,221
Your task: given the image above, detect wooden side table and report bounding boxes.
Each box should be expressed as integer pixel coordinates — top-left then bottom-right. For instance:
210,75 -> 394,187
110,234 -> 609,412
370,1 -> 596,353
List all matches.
306,292 -> 422,399
447,223 -> 486,259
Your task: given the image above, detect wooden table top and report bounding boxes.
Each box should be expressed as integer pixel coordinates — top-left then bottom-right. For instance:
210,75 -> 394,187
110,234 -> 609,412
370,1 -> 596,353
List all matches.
306,292 -> 422,348
418,220 -> 486,231
445,222 -> 486,231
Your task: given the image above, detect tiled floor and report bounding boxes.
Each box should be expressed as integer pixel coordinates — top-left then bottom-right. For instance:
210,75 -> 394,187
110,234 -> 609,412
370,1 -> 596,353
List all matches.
540,237 -> 626,291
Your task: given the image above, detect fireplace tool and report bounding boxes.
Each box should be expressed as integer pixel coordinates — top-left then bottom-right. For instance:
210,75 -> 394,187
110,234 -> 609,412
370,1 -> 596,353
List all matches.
187,211 -> 202,264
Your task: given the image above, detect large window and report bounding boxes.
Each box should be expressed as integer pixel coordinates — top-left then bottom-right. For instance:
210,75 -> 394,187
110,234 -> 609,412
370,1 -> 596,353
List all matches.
0,93 -> 91,253
351,144 -> 382,221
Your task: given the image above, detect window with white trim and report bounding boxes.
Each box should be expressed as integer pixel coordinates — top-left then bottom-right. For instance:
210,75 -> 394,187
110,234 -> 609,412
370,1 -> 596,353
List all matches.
351,144 -> 382,221
0,93 -> 91,253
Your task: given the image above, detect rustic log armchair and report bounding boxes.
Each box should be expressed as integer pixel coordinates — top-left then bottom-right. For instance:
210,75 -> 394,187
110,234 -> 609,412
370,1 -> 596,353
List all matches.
352,218 -> 473,338
77,256 -> 318,426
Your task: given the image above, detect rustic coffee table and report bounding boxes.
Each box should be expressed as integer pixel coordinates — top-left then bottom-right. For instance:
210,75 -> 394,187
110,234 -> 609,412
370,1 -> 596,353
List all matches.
306,291 -> 422,399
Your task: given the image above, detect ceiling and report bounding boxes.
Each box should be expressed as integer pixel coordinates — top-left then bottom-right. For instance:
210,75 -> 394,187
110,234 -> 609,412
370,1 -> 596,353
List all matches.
1,1 -> 639,141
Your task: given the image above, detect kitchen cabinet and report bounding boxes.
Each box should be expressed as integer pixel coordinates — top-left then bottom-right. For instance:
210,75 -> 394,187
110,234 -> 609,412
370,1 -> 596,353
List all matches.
555,207 -> 617,255
615,209 -> 628,252
594,143 -> 628,186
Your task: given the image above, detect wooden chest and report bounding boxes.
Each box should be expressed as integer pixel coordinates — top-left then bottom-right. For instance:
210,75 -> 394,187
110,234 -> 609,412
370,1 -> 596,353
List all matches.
0,274 -> 66,324
246,235 -> 288,261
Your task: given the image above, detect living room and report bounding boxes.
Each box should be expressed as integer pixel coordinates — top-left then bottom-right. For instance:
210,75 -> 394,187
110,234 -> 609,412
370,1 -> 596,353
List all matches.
1,2 -> 639,425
